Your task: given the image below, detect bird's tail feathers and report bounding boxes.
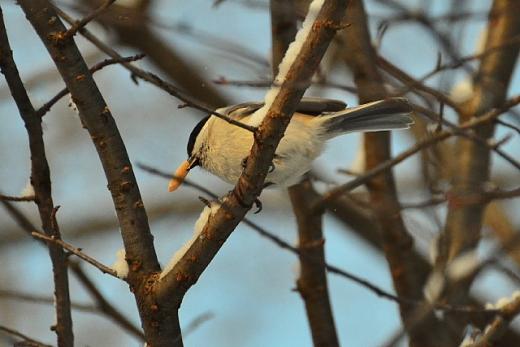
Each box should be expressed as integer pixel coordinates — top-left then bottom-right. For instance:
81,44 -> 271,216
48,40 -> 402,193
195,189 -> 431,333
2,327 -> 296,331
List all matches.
323,97 -> 414,137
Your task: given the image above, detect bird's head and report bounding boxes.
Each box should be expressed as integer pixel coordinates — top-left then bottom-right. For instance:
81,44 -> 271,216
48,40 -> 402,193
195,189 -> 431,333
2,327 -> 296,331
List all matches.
168,116 -> 209,192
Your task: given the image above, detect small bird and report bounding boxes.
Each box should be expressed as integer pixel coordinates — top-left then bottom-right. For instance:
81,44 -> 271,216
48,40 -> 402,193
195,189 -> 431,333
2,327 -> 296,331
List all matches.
168,97 -> 413,192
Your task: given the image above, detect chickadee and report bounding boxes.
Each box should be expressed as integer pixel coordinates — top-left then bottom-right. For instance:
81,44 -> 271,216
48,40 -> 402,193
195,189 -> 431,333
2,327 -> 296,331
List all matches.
168,97 -> 413,192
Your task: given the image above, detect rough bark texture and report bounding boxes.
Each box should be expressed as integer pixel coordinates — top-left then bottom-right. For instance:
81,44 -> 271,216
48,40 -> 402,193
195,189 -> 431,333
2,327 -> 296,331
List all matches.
16,1 -> 181,345
0,7 -> 74,346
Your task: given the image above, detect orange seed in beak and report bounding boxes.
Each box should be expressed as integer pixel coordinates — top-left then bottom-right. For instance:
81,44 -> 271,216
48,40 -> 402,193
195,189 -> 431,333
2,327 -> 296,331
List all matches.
168,160 -> 190,192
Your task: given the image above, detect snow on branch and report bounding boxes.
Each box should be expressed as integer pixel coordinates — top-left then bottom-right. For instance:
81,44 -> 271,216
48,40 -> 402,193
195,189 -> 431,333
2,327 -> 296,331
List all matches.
112,249 -> 129,279
155,0 -> 349,308
250,0 -> 325,126
160,202 -> 220,280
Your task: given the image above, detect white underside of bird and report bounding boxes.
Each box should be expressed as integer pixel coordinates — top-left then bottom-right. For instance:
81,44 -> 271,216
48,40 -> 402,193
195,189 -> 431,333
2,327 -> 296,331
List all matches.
168,97 -> 414,192
199,111 -> 327,186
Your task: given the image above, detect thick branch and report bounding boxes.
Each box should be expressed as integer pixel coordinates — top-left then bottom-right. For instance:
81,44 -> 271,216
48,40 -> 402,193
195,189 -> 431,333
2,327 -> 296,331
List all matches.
0,8 -> 74,346
342,1 -> 456,346
289,180 -> 339,347
156,0 -> 349,311
436,0 -> 520,304
17,0 -> 169,344
272,1 -> 339,345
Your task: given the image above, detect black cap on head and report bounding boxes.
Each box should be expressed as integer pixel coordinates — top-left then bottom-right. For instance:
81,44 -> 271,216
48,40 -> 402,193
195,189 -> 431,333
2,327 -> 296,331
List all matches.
187,116 -> 210,157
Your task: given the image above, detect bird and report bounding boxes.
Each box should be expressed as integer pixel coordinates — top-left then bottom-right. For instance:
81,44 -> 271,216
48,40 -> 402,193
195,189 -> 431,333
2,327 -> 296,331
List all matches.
168,97 -> 413,192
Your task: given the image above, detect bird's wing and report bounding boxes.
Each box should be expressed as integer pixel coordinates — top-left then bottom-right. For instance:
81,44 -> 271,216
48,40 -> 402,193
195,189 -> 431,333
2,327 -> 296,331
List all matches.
296,97 -> 347,115
218,98 -> 347,119
218,102 -> 264,119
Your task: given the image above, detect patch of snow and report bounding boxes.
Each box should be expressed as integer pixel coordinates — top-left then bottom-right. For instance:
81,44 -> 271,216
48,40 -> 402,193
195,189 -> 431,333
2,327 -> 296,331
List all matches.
485,291 -> 520,310
447,251 -> 479,281
112,248 -> 129,279
21,179 -> 35,197
450,78 -> 473,103
349,137 -> 365,175
250,0 -> 325,126
424,270 -> 445,303
159,202 -> 220,280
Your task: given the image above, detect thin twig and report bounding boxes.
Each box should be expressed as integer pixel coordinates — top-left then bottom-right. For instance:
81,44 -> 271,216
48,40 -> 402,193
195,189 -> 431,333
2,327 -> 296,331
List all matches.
62,0 -> 116,39
36,53 -> 146,117
52,5 -> 256,133
0,194 -> 35,202
0,289 -> 98,313
0,325 -> 53,347
314,94 -> 520,211
31,232 -> 118,277
69,263 -> 144,341
0,8 -> 74,345
138,164 -> 501,316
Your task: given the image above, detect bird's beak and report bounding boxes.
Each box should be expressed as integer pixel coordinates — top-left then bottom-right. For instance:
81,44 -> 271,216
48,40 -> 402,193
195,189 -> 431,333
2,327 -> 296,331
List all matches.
168,155 -> 198,192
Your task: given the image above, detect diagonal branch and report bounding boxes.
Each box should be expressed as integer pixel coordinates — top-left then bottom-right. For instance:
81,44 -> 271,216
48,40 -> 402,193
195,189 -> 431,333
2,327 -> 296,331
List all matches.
69,263 -> 145,341
36,53 -> 145,117
315,95 -> 520,210
63,0 -> 116,39
16,0 -> 169,344
0,325 -> 53,347
79,0 -> 229,107
155,0 -> 349,316
31,232 -> 118,277
48,6 -> 255,133
0,8 -> 74,346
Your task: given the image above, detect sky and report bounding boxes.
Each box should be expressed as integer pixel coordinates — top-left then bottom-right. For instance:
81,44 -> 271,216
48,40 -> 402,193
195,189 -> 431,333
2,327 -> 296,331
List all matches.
0,0 -> 519,346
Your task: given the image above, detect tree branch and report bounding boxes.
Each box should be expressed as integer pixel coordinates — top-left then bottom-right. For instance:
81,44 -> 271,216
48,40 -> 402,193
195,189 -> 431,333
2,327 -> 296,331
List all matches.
31,232 -> 118,277
289,180 -> 339,347
0,326 -> 53,347
79,0 -> 229,107
271,1 -> 339,345
36,53 -> 146,117
50,6 -> 256,132
16,0 -> 170,344
315,95 -> 520,210
471,293 -> 520,347
435,0 -> 520,309
341,1 -> 454,345
63,0 -> 116,39
154,0 -> 349,326
69,263 -> 145,341
0,7 -> 74,346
